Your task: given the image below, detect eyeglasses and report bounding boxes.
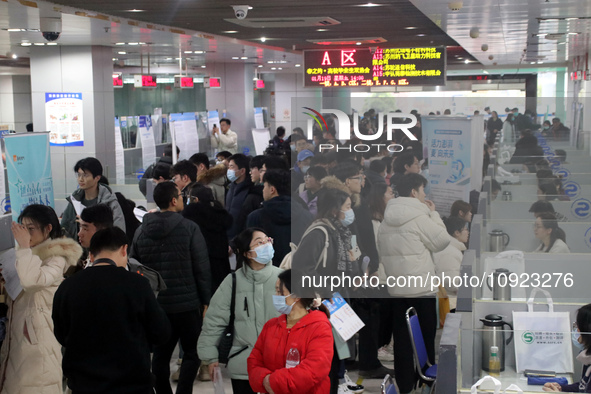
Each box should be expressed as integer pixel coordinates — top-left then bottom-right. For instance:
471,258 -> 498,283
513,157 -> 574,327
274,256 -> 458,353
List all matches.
76,172 -> 92,179
250,237 -> 273,249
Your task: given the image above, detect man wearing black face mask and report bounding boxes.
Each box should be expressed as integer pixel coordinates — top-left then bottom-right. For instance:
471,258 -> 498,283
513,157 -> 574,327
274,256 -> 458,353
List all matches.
53,227 -> 170,394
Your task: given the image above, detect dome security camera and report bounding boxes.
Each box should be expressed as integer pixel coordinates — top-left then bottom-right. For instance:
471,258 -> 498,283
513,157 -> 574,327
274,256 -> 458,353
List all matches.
448,1 -> 463,11
233,5 -> 249,19
40,16 -> 62,42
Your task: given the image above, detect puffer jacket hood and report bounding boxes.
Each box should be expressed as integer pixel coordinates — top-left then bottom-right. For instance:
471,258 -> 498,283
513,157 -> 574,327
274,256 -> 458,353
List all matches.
31,237 -> 83,272
383,197 -> 430,227
72,183 -> 117,205
320,175 -> 360,207
197,163 -> 227,185
141,211 -> 184,239
262,195 -> 291,225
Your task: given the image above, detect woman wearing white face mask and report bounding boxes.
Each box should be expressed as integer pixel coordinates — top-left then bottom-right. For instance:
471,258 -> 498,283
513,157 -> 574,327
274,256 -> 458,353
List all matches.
248,269 -> 333,394
543,303 -> 591,392
197,228 -> 282,394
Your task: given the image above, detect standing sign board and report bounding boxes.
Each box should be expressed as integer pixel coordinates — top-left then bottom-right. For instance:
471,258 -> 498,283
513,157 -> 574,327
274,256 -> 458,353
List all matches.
4,133 -> 54,222
422,116 -> 484,215
45,93 -> 84,146
170,113 -> 200,160
114,118 -> 126,184
254,107 -> 265,129
138,116 -> 157,170
207,110 -> 221,133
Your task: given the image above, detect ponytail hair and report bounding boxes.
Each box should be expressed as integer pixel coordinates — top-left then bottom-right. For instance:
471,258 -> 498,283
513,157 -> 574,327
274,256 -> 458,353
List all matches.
278,270 -> 330,319
538,212 -> 566,252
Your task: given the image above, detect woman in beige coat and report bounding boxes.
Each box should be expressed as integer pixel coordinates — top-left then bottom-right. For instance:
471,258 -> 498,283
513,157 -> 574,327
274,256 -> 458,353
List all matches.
0,204 -> 82,394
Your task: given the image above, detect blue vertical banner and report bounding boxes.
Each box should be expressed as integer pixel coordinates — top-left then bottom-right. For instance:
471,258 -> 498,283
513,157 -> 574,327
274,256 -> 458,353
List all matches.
4,132 -> 54,222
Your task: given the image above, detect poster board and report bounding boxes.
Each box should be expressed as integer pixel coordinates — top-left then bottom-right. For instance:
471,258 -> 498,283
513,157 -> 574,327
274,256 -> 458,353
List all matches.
207,110 -> 221,133
170,113 -> 200,160
45,93 -> 84,146
139,115 -> 157,170
252,129 -> 271,155
114,118 -> 126,184
254,107 -> 265,129
4,133 -> 54,222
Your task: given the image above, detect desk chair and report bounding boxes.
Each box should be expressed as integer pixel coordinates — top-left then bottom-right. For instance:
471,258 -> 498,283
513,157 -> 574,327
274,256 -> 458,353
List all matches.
381,374 -> 397,394
405,307 -> 437,393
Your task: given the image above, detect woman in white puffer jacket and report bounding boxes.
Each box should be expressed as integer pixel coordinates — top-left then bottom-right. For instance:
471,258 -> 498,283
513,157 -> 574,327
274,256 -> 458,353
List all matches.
434,217 -> 469,310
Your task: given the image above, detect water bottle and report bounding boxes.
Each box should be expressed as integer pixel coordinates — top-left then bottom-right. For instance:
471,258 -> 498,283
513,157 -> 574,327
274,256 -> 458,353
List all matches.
285,344 -> 300,369
488,346 -> 500,377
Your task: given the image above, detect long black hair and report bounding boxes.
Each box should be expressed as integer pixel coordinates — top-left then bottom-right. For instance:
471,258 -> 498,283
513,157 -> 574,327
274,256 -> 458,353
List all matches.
316,188 -> 350,221
368,182 -> 389,222
277,269 -> 330,318
230,227 -> 268,269
18,204 -> 63,240
537,212 -> 566,252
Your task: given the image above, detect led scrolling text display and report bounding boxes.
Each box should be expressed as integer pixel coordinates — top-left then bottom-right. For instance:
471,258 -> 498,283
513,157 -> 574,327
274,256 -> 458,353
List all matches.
304,46 -> 446,88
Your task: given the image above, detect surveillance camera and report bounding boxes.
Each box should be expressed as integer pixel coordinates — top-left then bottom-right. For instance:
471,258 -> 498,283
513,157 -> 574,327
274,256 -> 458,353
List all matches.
40,16 -> 62,42
233,5 -> 249,19
448,1 -> 463,11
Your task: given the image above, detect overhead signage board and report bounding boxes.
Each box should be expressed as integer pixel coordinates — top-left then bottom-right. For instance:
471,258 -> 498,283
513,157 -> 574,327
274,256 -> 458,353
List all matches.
174,76 -> 194,88
134,75 -> 158,88
303,46 -> 446,88
204,76 -> 221,88
113,74 -> 123,88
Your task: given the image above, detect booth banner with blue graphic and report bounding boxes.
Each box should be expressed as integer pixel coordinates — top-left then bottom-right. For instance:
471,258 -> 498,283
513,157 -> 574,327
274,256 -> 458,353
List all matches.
45,92 -> 84,146
4,132 -> 54,222
422,116 -> 483,215
0,137 -> 5,213
138,115 -> 157,170
170,113 -> 200,161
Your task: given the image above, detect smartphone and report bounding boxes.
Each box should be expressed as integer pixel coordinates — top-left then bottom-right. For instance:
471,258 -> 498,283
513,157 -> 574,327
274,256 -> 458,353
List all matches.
524,369 -> 556,377
351,235 -> 357,250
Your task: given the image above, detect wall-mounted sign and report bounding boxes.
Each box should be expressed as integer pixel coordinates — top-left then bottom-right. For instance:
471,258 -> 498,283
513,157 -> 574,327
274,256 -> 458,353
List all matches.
45,92 -> 84,146
134,75 -> 158,88
255,79 -> 265,89
174,76 -> 194,88
113,74 -> 123,88
204,76 -> 221,88
304,46 -> 446,88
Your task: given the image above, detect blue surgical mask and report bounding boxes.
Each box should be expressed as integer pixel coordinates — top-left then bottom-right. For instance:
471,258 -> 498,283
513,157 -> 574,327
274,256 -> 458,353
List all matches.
301,165 -> 310,174
340,209 -> 355,227
573,331 -> 585,352
290,145 -> 296,152
273,294 -> 294,315
227,169 -> 238,182
251,243 -> 274,265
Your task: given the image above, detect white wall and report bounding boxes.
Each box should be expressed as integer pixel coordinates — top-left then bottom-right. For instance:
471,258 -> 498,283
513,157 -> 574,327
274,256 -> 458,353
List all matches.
0,75 -> 32,133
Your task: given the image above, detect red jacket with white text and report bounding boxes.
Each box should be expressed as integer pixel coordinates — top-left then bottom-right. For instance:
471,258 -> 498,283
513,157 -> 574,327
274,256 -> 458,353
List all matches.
247,310 -> 334,394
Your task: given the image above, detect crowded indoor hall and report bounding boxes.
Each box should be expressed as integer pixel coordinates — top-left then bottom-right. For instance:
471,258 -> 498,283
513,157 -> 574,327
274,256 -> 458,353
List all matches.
0,0 -> 590,393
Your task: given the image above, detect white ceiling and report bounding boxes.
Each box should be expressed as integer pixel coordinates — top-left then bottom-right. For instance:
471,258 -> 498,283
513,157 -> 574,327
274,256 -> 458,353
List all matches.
409,0 -> 591,67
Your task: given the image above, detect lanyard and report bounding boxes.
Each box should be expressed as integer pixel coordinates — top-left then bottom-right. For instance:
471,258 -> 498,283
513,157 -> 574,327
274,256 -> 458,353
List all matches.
92,258 -> 118,268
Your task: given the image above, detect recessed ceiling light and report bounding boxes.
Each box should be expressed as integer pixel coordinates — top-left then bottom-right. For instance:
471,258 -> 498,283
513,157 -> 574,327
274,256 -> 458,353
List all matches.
194,51 -> 205,54
357,3 -> 384,6
166,57 -> 173,60
537,61 -> 544,64
558,42 -> 566,45
11,54 -> 17,59
457,57 -> 463,60
566,18 -> 579,21
139,42 -> 146,45
295,64 -> 301,67
417,34 -> 426,37
536,34 -> 546,37
232,56 -> 239,60
550,49 -> 558,52
7,28 -> 23,32
128,42 -> 139,45
356,42 -> 362,45
464,59 -> 470,64
184,51 -> 193,54
175,57 -> 181,60
33,43 -> 45,46
248,6 -> 253,9
530,62 -> 536,64
115,42 -> 125,45
118,51 -> 126,54
125,9 -> 145,12
258,65 -> 263,67
568,32 -> 578,35
112,58 -> 118,61
271,67 -> 277,70
316,29 -> 328,32
405,26 -> 418,30
47,42 -> 57,46
260,37 -> 266,42
223,30 -> 238,34
201,65 -> 206,68
278,67 -> 283,70
240,56 -> 248,59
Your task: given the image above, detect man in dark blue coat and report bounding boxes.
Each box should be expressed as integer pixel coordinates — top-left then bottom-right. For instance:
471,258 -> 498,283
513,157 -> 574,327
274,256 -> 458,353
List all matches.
130,181 -> 211,394
246,169 -> 313,266
225,153 -> 258,239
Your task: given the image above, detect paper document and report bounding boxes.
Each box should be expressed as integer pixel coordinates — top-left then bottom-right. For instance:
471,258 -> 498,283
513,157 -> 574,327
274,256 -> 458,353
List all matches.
70,195 -> 83,216
322,292 -> 365,341
134,208 -> 148,223
0,248 -> 23,300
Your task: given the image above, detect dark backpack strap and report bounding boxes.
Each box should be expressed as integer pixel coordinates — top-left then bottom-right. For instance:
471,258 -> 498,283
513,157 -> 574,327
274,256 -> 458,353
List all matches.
228,272 -> 237,332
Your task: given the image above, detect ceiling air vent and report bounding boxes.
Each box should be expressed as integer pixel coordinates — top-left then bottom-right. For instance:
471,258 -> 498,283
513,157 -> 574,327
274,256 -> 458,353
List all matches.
307,37 -> 387,45
224,16 -> 340,28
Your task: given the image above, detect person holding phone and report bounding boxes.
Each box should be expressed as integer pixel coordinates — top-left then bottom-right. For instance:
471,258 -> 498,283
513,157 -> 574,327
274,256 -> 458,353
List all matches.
211,118 -> 238,154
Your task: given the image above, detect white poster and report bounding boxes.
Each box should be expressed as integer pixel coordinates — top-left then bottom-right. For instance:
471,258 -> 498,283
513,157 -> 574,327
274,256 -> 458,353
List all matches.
170,113 -> 200,160
0,142 -> 5,213
114,118 -> 125,184
207,110 -> 221,132
139,115 -> 157,170
254,107 -> 265,129
252,128 -> 271,155
423,116 -> 477,215
45,92 -> 84,146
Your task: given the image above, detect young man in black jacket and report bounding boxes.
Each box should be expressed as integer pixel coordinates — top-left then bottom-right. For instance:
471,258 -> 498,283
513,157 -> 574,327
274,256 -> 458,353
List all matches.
53,227 -> 171,394
130,182 -> 211,394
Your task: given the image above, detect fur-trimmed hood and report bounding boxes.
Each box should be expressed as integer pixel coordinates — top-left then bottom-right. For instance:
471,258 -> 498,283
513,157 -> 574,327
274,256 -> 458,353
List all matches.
320,175 -> 361,207
30,237 -> 83,270
197,163 -> 227,186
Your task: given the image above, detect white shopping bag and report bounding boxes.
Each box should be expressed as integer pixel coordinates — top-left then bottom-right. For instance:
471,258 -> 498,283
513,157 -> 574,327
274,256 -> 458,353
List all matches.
502,384 -> 523,393
512,287 -> 573,373
471,375 -> 501,394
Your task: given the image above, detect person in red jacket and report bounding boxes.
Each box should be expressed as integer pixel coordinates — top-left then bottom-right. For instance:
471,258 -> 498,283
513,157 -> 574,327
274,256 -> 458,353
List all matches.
248,269 -> 334,394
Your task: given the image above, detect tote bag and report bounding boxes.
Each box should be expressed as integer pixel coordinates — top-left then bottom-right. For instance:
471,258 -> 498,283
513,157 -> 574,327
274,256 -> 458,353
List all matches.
512,287 -> 573,373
